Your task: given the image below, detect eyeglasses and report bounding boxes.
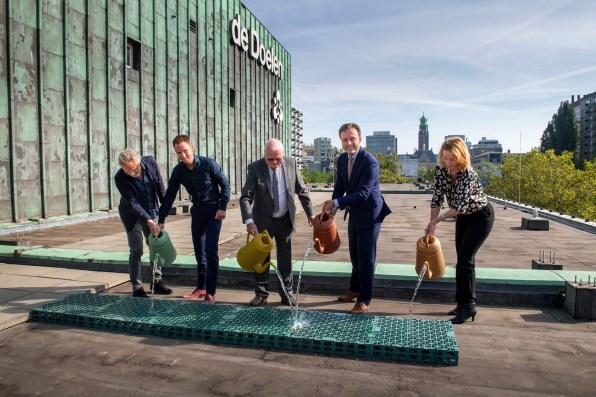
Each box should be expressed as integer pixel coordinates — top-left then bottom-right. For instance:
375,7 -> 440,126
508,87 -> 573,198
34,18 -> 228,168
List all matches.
266,157 -> 283,163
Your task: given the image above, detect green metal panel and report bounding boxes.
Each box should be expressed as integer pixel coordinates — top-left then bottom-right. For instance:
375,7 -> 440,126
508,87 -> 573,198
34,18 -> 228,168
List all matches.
1,0 -> 292,222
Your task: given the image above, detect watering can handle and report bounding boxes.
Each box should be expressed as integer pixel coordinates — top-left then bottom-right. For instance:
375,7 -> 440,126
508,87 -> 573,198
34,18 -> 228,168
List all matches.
423,232 -> 431,247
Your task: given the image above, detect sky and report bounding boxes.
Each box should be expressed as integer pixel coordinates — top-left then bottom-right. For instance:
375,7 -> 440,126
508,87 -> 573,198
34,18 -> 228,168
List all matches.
240,0 -> 596,154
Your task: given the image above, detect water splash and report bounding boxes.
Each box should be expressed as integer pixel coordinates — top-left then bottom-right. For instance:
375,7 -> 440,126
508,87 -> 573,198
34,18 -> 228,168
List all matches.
149,257 -> 159,314
409,262 -> 427,317
291,241 -> 315,330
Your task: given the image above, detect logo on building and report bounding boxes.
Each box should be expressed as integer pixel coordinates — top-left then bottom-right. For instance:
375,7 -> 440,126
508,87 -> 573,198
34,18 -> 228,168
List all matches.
270,90 -> 283,124
230,15 -> 284,80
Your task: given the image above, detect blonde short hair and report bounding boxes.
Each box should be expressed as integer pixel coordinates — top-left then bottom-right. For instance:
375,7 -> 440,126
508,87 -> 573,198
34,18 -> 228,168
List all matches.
438,137 -> 470,170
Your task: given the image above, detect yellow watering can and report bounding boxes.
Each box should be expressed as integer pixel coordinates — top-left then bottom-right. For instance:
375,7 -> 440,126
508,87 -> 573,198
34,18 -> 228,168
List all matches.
237,230 -> 275,274
415,234 -> 446,280
148,230 -> 177,267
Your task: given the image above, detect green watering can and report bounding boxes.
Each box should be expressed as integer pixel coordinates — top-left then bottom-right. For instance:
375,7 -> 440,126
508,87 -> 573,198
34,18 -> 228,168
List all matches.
148,230 -> 177,267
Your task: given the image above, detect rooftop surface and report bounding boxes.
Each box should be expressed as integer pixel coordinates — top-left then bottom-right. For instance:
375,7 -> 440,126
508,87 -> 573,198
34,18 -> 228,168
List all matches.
0,187 -> 595,396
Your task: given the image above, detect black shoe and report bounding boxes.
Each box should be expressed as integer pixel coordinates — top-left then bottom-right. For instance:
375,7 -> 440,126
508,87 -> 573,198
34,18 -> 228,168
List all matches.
447,305 -> 460,316
450,304 -> 477,324
151,281 -> 173,295
280,295 -> 297,306
133,287 -> 148,298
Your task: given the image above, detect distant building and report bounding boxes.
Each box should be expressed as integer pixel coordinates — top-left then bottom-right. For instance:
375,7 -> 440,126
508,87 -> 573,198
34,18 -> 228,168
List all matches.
291,107 -> 304,168
470,137 -> 503,164
302,144 -> 315,172
571,92 -> 596,162
313,137 -> 336,172
366,131 -> 398,155
414,114 -> 437,167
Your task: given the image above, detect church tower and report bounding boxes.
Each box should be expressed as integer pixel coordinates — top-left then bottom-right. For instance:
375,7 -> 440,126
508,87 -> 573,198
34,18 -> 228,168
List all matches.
418,113 -> 429,151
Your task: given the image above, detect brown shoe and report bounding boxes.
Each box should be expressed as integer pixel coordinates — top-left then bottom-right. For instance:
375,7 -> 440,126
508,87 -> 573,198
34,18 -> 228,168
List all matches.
337,291 -> 359,302
249,296 -> 268,306
349,302 -> 369,314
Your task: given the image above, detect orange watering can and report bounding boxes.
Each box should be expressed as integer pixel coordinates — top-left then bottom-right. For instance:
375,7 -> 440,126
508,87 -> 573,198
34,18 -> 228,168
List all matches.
312,210 -> 341,254
415,234 -> 446,280
237,230 -> 275,274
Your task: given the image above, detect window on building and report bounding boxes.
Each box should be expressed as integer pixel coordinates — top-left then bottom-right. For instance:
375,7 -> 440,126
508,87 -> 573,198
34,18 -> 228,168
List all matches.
229,88 -> 236,108
126,37 -> 141,71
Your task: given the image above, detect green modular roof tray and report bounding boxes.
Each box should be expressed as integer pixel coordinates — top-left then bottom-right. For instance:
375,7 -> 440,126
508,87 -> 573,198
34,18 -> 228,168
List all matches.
30,293 -> 458,365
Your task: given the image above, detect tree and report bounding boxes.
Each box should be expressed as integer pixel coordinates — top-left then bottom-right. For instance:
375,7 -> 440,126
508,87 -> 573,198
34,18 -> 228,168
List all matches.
418,166 -> 435,184
540,101 -> 579,165
374,152 -> 406,183
486,149 -> 595,220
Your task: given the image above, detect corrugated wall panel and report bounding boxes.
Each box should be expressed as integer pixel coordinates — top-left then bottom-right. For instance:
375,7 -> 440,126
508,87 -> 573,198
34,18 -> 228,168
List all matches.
0,0 -> 12,220
1,0 -> 291,223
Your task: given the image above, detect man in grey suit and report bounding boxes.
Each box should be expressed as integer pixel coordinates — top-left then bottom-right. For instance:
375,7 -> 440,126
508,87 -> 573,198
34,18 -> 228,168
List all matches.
239,139 -> 315,306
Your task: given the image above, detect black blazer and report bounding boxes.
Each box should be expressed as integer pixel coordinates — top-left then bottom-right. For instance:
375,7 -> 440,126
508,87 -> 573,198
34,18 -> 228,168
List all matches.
114,155 -> 166,231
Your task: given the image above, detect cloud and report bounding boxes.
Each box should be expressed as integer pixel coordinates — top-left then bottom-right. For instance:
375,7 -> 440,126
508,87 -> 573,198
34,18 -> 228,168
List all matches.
241,0 -> 596,152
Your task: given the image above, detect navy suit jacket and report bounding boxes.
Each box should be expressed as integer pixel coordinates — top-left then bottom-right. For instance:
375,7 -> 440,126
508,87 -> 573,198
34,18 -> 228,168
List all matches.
114,156 -> 166,232
332,147 -> 391,228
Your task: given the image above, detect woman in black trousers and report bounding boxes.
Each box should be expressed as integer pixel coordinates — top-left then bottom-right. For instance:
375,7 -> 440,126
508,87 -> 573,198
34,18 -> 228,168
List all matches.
425,137 -> 495,324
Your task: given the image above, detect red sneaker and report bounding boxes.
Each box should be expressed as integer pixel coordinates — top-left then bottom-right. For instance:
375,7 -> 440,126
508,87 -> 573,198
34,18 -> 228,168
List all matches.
203,294 -> 215,305
183,288 -> 206,300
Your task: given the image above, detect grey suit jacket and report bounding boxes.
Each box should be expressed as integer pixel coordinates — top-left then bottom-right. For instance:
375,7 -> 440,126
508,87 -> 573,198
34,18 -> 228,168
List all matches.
239,156 -> 314,232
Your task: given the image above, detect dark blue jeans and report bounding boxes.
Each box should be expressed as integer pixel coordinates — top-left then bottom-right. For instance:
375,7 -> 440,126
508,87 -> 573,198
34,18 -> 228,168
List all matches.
190,203 -> 222,296
347,220 -> 381,305
454,202 -> 495,304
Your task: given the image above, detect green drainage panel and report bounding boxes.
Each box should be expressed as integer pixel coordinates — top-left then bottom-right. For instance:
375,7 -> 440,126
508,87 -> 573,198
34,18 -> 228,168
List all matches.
30,293 -> 459,365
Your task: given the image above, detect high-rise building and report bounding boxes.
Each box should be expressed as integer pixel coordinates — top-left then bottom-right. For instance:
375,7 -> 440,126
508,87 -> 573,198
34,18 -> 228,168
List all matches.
314,137 -> 335,172
571,92 -> 596,163
291,107 -> 304,168
366,131 -> 398,155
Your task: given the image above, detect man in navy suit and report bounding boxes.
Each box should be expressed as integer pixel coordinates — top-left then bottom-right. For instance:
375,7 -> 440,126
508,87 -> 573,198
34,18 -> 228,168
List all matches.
324,123 -> 391,314
115,148 -> 173,298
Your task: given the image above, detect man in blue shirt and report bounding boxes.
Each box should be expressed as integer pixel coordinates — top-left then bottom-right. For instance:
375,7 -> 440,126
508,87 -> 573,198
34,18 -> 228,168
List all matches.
158,135 -> 230,304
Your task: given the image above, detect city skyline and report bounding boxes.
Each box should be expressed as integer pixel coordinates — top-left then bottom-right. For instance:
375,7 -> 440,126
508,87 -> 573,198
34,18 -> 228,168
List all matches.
241,0 -> 596,154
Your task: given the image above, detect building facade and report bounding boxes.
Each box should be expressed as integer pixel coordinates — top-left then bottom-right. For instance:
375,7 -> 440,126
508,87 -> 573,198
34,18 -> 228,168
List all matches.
0,0 -> 292,222
366,131 -> 397,155
313,137 -> 335,172
470,137 -> 503,164
290,106 -> 304,169
571,92 -> 596,163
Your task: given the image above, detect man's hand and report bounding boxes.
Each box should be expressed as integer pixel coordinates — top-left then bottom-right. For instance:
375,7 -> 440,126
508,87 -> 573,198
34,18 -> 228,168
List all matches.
246,223 -> 258,236
308,215 -> 315,226
323,199 -> 336,214
215,209 -> 226,220
147,219 -> 161,236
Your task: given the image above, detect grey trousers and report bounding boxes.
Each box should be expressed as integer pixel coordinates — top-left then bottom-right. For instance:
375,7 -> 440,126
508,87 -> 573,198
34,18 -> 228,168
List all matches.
123,218 -> 163,291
